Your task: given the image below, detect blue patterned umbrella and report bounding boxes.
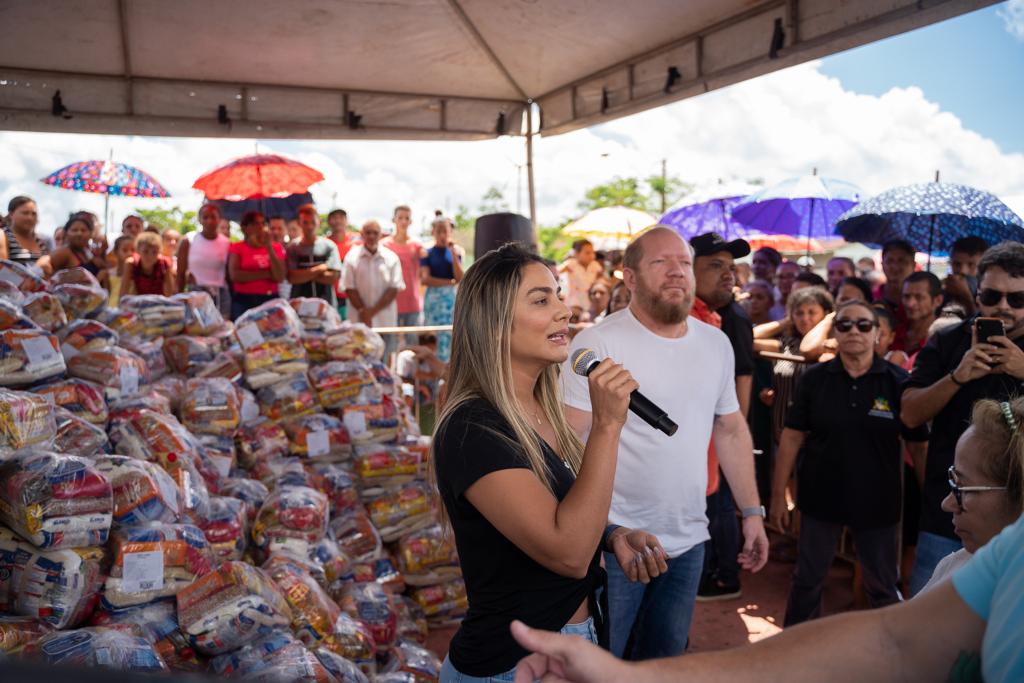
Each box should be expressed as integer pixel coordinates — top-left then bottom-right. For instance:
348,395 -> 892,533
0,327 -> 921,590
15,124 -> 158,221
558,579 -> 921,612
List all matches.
836,182 -> 1024,258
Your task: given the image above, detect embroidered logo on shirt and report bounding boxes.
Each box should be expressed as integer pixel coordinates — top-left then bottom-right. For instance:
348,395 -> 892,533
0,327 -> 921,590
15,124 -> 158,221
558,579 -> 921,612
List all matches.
868,396 -> 894,419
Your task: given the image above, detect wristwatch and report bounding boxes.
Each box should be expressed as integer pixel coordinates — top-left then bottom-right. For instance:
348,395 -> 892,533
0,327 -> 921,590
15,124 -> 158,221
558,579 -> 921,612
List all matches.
741,505 -> 766,519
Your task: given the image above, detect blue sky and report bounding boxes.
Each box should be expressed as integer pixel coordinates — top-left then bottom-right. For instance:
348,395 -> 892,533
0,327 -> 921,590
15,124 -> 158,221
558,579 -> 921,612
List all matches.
820,2 -> 1024,154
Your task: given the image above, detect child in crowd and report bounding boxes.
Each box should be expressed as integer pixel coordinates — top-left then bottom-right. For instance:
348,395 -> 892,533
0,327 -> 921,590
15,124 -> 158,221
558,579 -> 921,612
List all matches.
123,231 -> 175,296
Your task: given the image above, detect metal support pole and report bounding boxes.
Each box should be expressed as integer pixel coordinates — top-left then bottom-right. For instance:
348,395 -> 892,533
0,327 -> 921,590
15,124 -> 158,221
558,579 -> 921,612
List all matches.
526,103 -> 538,246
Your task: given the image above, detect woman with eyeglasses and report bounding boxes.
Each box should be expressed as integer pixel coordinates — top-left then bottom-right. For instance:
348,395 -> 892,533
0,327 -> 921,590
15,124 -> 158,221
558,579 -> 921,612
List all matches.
915,396 -> 1022,594
768,300 -> 930,626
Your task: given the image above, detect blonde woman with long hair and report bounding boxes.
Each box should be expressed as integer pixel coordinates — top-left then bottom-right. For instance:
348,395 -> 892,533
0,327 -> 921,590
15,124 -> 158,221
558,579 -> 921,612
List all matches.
433,243 -> 667,682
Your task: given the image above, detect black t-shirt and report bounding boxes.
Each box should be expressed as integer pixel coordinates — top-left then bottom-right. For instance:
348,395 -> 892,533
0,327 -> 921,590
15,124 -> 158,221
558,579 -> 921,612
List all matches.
904,317 -> 1024,539
786,356 -> 929,529
718,300 -> 754,378
433,398 -> 602,677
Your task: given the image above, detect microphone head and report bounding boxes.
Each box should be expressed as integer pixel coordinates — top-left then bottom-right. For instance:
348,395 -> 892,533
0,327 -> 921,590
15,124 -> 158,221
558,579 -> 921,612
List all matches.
571,348 -> 598,377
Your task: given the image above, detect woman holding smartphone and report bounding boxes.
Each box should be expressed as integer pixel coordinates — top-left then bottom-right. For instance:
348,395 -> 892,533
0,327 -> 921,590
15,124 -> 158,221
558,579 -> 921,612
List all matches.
433,243 -> 667,682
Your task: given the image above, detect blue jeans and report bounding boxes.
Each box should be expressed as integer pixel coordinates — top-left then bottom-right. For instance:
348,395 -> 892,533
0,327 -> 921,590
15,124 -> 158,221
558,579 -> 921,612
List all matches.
909,531 -> 962,597
440,617 -> 598,682
605,544 -> 705,660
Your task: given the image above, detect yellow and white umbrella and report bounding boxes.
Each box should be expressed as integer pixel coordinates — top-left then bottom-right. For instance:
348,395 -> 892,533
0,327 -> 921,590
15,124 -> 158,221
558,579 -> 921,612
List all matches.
562,206 -> 656,250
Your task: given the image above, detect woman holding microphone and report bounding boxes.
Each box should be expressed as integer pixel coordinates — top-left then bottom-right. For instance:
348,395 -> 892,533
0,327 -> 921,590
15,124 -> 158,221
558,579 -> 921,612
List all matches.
433,243 -> 667,682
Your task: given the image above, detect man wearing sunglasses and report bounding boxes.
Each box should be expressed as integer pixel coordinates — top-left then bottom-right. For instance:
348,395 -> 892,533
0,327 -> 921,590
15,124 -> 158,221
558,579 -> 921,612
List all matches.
902,241 -> 1024,596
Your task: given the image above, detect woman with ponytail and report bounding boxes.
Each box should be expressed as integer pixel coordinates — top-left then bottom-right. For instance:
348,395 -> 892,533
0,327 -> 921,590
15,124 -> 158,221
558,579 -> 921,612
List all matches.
432,243 -> 667,682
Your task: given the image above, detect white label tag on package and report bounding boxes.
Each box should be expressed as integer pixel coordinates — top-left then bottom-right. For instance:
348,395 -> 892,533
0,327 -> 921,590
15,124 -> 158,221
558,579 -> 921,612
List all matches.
237,323 -> 265,349
22,336 -> 60,370
343,411 -> 368,437
307,430 -> 330,456
122,550 -> 164,593
299,299 -> 320,318
120,365 -> 139,395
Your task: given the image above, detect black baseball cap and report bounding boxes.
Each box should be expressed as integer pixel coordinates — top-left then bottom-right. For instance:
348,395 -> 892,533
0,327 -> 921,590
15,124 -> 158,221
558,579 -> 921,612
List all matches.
690,232 -> 751,259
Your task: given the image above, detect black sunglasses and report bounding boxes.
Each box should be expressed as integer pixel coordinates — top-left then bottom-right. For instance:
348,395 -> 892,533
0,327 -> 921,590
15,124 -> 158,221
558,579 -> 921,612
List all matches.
834,318 -> 877,333
946,465 -> 1006,510
978,288 -> 1024,309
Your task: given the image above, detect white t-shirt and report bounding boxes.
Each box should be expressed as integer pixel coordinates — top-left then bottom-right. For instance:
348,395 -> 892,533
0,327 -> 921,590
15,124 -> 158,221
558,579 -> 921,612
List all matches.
561,307 -> 739,558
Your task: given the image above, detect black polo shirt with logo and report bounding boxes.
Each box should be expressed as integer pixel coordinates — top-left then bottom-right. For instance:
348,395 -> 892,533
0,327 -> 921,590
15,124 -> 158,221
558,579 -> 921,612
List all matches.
904,316 -> 1024,540
785,356 -> 929,530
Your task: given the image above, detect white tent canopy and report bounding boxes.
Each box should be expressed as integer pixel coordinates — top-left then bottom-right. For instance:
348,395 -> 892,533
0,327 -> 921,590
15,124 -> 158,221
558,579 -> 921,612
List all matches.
0,0 -> 995,141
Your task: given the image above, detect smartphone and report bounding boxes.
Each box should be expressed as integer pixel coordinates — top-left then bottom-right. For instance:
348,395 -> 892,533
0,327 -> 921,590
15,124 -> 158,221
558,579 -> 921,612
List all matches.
975,317 -> 1005,345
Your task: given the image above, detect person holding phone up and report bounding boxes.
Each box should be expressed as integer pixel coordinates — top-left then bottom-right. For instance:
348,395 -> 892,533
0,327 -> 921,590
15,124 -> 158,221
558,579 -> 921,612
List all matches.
901,241 -> 1024,596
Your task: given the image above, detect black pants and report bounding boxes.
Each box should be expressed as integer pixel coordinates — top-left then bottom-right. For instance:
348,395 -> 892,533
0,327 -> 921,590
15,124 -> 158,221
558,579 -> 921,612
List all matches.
784,513 -> 900,626
231,292 -> 275,321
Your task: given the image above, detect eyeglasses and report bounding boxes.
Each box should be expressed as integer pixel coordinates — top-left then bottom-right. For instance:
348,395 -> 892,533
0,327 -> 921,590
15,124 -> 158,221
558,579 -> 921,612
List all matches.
947,465 -> 1007,510
978,288 -> 1024,309
834,318 -> 877,333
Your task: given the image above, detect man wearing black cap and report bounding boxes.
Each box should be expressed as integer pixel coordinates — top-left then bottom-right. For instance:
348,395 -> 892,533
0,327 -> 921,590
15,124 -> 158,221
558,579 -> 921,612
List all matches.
690,232 -> 755,601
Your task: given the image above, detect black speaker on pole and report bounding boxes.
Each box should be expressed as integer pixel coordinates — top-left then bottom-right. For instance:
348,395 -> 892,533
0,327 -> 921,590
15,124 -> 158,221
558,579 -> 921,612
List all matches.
474,212 -> 535,258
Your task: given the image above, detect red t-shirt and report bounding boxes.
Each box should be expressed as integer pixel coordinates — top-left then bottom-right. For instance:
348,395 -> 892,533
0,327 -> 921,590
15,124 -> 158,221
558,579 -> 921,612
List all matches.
131,255 -> 171,296
229,241 -> 285,296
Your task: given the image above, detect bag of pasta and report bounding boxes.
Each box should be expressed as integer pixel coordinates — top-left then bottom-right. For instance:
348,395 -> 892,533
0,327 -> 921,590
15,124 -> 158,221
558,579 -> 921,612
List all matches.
0,328 -> 66,386
0,388 -> 56,454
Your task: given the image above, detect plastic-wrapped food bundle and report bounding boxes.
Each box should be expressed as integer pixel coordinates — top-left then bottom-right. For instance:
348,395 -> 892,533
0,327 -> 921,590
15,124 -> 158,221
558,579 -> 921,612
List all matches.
54,282 -> 108,321
329,510 -> 383,562
0,298 -> 36,331
201,496 -> 248,561
0,328 -> 66,386
195,350 -> 245,383
181,377 -> 241,435
396,524 -> 460,585
393,597 -> 429,645
321,613 -> 377,675
0,259 -> 46,292
21,292 -> 67,333
32,377 -> 108,424
308,461 -> 360,517
173,290 -> 225,335
219,477 -> 270,523
352,444 -> 422,489
197,433 -> 237,479
409,578 -> 468,624
29,626 -> 168,672
90,599 -> 202,671
263,553 -> 341,647
67,346 -> 148,400
119,295 -> 187,338
252,486 -> 329,551
163,334 -> 221,375
382,640 -> 443,683
104,523 -> 215,608
256,372 -> 319,422
309,537 -> 354,602
95,307 -> 146,339
235,299 -> 309,388
0,451 -> 112,549
91,455 -> 181,527
351,556 -> 405,595
324,322 -> 385,362
0,616 -> 53,655
176,561 -> 293,655
236,420 -> 290,469
0,528 -> 106,629
309,360 -> 380,410
52,407 -> 111,457
0,388 -> 56,454
364,480 -> 434,543
282,412 -> 351,460
313,646 -> 371,683
57,319 -> 119,356
341,582 -> 397,652
338,395 -> 401,444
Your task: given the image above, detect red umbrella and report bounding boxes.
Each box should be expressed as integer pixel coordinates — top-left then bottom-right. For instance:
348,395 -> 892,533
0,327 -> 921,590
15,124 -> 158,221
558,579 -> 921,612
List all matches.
192,154 -> 324,201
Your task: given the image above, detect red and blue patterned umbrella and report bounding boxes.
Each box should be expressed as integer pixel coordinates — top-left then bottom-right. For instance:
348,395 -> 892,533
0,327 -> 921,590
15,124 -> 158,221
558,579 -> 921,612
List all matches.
41,159 -> 170,198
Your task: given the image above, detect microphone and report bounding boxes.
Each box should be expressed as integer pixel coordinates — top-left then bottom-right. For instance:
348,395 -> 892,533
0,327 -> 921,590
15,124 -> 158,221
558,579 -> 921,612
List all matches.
571,348 -> 678,436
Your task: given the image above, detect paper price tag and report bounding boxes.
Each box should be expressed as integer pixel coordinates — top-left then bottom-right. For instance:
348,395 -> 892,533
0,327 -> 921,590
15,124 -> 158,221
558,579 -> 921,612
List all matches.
0,269 -> 21,286
120,365 -> 139,395
343,411 -> 368,437
21,336 -> 60,370
298,299 -> 321,318
307,429 -> 330,457
237,323 -> 265,349
122,550 -> 164,594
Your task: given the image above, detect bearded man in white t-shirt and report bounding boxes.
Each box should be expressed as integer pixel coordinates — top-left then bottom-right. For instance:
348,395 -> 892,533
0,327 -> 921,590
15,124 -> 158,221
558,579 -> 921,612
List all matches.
562,226 -> 769,660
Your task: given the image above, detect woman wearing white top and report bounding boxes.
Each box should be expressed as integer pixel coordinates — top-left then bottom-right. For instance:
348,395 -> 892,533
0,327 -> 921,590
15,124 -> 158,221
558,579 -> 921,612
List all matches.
177,203 -> 232,317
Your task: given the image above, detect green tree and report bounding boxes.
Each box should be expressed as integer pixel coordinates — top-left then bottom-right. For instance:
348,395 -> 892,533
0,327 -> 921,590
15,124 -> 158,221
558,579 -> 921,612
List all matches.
135,206 -> 198,234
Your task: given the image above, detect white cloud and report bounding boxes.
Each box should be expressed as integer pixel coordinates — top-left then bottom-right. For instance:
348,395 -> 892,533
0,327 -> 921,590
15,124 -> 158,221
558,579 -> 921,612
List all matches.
2,60 -> 1023,242
999,0 -> 1024,41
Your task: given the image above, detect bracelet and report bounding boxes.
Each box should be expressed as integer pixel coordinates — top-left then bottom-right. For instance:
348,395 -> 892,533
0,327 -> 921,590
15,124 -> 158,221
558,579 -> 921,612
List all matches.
950,370 -> 966,387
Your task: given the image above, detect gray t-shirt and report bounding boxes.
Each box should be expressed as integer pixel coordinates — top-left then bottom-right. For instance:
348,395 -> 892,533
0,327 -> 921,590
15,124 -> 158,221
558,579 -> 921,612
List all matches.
286,237 -> 342,306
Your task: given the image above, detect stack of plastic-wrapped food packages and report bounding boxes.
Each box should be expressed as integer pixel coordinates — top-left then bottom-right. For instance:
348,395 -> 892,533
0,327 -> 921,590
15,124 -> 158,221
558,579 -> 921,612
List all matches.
0,269 -> 463,682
